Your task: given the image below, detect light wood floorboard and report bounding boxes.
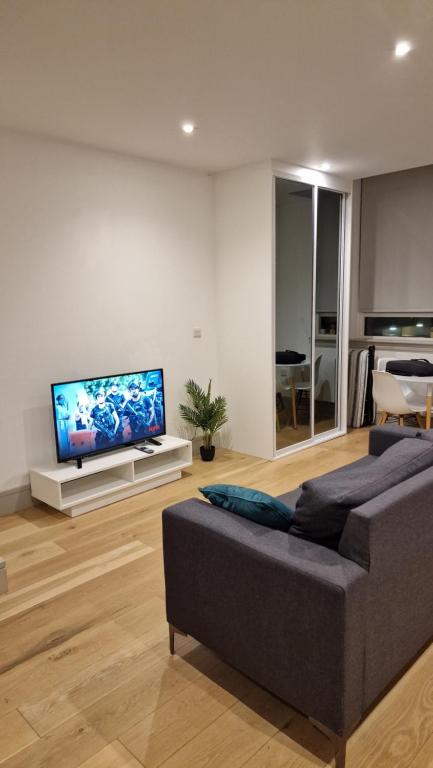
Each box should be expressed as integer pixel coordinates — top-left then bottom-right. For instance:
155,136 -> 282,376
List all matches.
5,541 -> 67,576
0,430 -> 431,767
409,733 -> 433,768
77,741 -> 143,767
0,710 -> 38,762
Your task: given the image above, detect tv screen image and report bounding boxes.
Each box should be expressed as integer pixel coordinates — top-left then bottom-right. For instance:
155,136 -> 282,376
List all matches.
51,369 -> 165,462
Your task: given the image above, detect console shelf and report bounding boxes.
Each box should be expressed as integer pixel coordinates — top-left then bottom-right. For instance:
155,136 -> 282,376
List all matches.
30,436 -> 192,517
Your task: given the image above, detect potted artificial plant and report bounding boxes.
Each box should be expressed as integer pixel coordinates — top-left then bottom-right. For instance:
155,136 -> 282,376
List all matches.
179,379 -> 228,461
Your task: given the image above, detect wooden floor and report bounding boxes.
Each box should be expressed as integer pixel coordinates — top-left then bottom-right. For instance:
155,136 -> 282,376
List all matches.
0,429 -> 432,767
275,419 -> 336,450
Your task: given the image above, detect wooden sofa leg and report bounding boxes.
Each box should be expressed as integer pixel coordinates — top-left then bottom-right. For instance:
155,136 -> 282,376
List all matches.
169,623 -> 187,655
335,735 -> 347,768
309,719 -> 347,768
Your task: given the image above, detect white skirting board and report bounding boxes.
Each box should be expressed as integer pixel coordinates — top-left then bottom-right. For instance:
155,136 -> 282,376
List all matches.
0,485 -> 34,516
30,436 -> 192,517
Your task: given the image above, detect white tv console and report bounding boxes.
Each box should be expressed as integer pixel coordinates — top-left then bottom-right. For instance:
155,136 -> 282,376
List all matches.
30,435 -> 192,517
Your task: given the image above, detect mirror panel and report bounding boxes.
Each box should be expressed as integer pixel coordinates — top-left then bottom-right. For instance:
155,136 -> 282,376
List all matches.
275,178 -> 313,449
314,188 -> 342,435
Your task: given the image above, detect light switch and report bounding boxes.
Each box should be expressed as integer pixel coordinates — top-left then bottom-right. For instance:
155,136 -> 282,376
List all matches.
193,328 -> 202,338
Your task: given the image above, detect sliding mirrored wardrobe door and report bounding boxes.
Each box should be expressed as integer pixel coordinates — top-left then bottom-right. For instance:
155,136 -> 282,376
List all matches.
274,174 -> 346,456
275,178 -> 314,450
314,188 -> 343,436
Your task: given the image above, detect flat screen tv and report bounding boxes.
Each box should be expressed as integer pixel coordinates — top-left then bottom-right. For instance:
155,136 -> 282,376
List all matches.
51,368 -> 166,464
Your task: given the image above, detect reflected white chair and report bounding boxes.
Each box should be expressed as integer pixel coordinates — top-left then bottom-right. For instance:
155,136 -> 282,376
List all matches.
275,373 -> 286,431
294,355 -> 322,396
372,370 -> 426,427
280,356 -> 322,429
275,365 -> 298,429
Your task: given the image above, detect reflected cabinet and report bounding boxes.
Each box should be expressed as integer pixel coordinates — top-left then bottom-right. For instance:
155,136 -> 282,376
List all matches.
275,177 -> 343,452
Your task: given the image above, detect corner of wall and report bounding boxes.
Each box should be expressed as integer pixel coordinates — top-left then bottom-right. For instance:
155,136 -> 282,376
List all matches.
212,161 -> 274,460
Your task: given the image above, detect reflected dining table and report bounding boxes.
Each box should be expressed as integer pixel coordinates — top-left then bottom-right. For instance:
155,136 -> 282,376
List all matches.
394,374 -> 433,430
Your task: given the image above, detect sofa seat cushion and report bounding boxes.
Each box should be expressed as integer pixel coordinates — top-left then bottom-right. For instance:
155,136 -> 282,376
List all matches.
289,438 -> 433,544
199,484 -> 294,531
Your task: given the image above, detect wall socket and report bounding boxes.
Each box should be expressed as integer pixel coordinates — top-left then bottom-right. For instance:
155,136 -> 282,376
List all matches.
193,328 -> 202,338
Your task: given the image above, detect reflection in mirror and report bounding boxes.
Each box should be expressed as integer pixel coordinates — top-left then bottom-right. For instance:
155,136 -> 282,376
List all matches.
315,189 -> 342,434
275,178 -> 313,449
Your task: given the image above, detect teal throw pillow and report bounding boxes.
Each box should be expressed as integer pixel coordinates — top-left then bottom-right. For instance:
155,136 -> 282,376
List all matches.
199,484 -> 294,531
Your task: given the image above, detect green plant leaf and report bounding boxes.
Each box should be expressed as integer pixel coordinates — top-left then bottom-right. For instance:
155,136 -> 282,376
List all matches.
179,378 -> 228,442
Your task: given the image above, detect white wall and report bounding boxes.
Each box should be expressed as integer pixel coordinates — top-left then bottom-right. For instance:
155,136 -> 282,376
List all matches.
359,165 -> 433,312
214,162 -> 274,460
0,130 -> 218,494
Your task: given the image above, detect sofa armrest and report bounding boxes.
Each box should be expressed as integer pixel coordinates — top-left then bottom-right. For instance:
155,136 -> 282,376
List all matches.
369,424 -> 421,456
339,467 -> 433,709
163,498 -> 368,735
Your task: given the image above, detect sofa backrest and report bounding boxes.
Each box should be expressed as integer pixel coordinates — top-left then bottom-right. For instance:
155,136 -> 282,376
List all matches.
339,465 -> 433,710
369,424 -> 433,456
339,461 -> 433,570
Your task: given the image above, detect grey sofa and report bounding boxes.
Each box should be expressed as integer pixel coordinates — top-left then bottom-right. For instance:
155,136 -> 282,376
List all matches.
162,426 -> 433,767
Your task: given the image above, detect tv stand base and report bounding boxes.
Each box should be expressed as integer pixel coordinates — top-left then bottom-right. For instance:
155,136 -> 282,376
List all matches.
30,436 -> 192,517
61,469 -> 182,517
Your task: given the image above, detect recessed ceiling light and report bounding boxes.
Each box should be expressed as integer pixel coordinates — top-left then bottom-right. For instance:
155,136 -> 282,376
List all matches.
320,162 -> 331,171
395,40 -> 412,57
181,121 -> 195,135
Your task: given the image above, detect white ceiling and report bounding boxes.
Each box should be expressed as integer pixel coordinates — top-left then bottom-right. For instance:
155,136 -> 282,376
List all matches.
1,0 -> 433,178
